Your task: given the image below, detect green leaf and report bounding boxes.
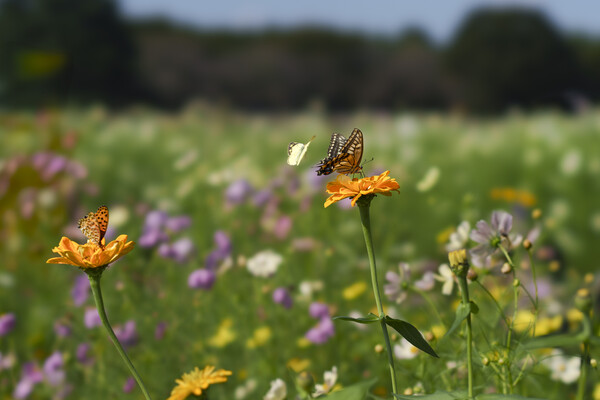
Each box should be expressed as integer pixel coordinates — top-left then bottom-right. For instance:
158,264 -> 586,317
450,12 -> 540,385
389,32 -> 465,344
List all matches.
525,332 -> 587,349
445,302 -> 471,337
384,316 -> 439,358
323,378 -> 377,400
333,313 -> 381,324
394,390 -> 467,399
476,394 -> 547,400
589,335 -> 600,346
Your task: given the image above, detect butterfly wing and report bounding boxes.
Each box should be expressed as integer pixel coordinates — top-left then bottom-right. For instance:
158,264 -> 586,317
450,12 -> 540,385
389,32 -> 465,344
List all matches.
287,135 -> 315,166
78,212 -> 101,245
334,129 -> 363,174
95,206 -> 109,244
316,133 -> 348,175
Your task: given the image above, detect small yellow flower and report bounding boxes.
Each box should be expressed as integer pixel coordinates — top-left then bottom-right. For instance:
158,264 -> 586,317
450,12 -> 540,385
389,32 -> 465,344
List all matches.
287,358 -> 311,372
246,326 -> 272,349
167,366 -> 232,400
342,281 -> 367,300
46,235 -> 135,269
324,171 -> 400,208
208,318 -> 236,348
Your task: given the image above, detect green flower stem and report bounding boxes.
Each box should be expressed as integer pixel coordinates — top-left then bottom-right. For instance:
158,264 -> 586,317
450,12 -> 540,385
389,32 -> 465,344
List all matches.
527,249 -> 539,336
411,287 -> 445,328
88,271 -> 153,400
499,245 -> 517,393
576,314 -> 592,400
358,203 -> 398,396
456,274 -> 474,399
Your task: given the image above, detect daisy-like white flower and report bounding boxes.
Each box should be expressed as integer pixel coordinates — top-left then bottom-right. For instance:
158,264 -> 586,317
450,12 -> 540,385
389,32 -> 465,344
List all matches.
446,221 -> 471,252
541,350 -> 580,384
384,263 -> 411,304
313,366 -> 338,397
394,338 -> 419,360
264,378 -> 287,400
470,211 -> 522,267
414,271 -> 435,291
434,264 -> 454,295
247,250 -> 283,278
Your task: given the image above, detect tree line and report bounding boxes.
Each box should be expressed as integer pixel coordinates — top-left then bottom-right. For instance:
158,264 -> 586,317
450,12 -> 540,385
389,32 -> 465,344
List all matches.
1,0 -> 600,113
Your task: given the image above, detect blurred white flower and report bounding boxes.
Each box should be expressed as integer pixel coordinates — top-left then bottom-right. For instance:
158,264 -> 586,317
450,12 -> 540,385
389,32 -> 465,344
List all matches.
416,166 -> 440,192
434,264 -> 454,295
542,350 -> 580,384
264,378 -> 287,400
394,338 -> 418,360
384,263 -> 411,304
446,221 -> 470,252
313,366 -> 338,397
560,149 -> 582,176
298,280 -> 323,302
247,250 -> 283,278
235,378 -> 257,399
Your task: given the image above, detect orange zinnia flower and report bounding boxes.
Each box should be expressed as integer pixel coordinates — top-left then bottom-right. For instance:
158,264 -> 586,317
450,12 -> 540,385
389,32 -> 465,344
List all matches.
47,235 -> 135,269
167,366 -> 232,400
324,170 -> 400,208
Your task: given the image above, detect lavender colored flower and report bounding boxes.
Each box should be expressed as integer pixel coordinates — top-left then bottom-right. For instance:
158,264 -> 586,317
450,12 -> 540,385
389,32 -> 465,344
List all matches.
205,230 -> 233,269
0,313 -> 16,336
165,215 -> 192,232
139,228 -> 168,248
76,343 -> 94,366
470,210 -> 522,267
273,287 -> 293,309
169,237 -> 196,263
155,321 -> 167,340
384,263 -> 411,304
252,189 -> 273,207
41,155 -> 67,181
309,302 -> 330,319
43,352 -> 65,386
274,216 -> 292,240
225,179 -> 253,205
13,362 -> 43,399
53,320 -> 71,338
123,377 -> 136,393
115,320 -> 138,348
188,269 -> 216,290
84,308 -> 101,329
305,318 -> 335,344
71,275 -> 90,306
414,271 -> 435,291
144,210 -> 168,230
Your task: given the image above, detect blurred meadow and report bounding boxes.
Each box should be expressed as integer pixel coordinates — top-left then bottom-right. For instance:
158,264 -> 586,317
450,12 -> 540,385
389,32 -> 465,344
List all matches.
2,1 -> 600,400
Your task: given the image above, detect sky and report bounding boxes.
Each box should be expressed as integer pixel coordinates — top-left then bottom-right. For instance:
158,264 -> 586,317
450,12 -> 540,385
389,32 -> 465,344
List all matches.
118,0 -> 600,43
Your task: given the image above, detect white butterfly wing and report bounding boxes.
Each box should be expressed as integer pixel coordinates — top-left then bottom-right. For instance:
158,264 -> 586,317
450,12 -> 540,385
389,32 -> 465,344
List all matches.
287,135 -> 315,166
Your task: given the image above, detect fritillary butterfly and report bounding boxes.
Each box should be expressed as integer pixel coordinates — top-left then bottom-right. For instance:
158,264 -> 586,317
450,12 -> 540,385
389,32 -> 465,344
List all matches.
78,206 -> 109,247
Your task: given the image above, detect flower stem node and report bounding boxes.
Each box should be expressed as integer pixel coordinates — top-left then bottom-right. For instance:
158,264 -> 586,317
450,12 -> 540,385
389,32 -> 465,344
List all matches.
575,288 -> 592,314
448,249 -> 469,277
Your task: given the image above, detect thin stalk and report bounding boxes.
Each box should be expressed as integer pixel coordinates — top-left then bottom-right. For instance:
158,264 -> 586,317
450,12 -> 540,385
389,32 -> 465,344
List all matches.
576,342 -> 589,400
411,287 -> 446,328
358,204 -> 398,396
456,275 -> 474,399
527,248 -> 539,336
499,245 -> 517,393
88,274 -> 153,400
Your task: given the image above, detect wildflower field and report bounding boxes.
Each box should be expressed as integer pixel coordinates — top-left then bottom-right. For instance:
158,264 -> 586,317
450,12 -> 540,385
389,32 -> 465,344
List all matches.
1,105 -> 600,399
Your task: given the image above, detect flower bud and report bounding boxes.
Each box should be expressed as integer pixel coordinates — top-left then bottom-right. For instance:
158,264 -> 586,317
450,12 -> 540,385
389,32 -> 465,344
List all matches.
575,288 -> 592,314
482,357 -> 490,366
523,239 -> 532,250
467,269 -> 478,282
501,263 -> 512,274
374,344 -> 384,354
532,209 -> 542,219
448,249 -> 469,277
296,371 -> 315,393
513,279 -> 520,288
403,388 -> 414,395
591,359 -> 597,369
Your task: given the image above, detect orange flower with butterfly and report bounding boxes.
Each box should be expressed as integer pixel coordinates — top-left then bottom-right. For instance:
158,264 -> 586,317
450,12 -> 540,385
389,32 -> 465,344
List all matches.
47,206 -> 135,269
316,128 -> 364,176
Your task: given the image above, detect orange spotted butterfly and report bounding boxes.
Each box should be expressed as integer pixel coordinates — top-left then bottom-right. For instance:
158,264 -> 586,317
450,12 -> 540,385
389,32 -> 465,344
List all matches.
316,128 -> 364,176
78,206 -> 109,248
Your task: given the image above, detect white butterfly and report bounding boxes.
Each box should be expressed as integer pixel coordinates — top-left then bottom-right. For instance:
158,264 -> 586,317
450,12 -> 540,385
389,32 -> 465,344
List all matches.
286,135 -> 315,166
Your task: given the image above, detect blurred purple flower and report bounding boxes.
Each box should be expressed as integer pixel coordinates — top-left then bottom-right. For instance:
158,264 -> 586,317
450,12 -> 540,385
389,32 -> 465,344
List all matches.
84,308 -> 101,329
252,189 -> 273,207
305,318 -> 335,344
415,271 -> 435,291
18,188 -> 36,219
225,179 -> 253,205
71,275 -> 89,306
309,302 -> 330,319
43,352 -> 65,386
123,377 -> 136,393
144,210 -> 168,230
165,215 -> 192,232
273,287 -> 293,309
205,231 -> 232,269
155,321 -> 167,340
14,362 -> 43,399
139,228 -> 168,248
188,269 -> 216,290
65,160 -> 87,179
286,175 -> 301,196
170,237 -> 196,263
470,210 -> 522,267
384,263 -> 411,304
336,198 -> 353,210
274,216 -> 292,240
305,168 -> 330,192
115,321 -> 138,348
42,155 -> 67,181
0,313 -> 16,336
76,343 -> 94,366
53,320 -> 71,338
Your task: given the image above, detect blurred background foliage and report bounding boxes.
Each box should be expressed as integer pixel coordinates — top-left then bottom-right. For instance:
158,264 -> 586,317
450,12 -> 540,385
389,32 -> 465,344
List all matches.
1,0 -> 600,113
